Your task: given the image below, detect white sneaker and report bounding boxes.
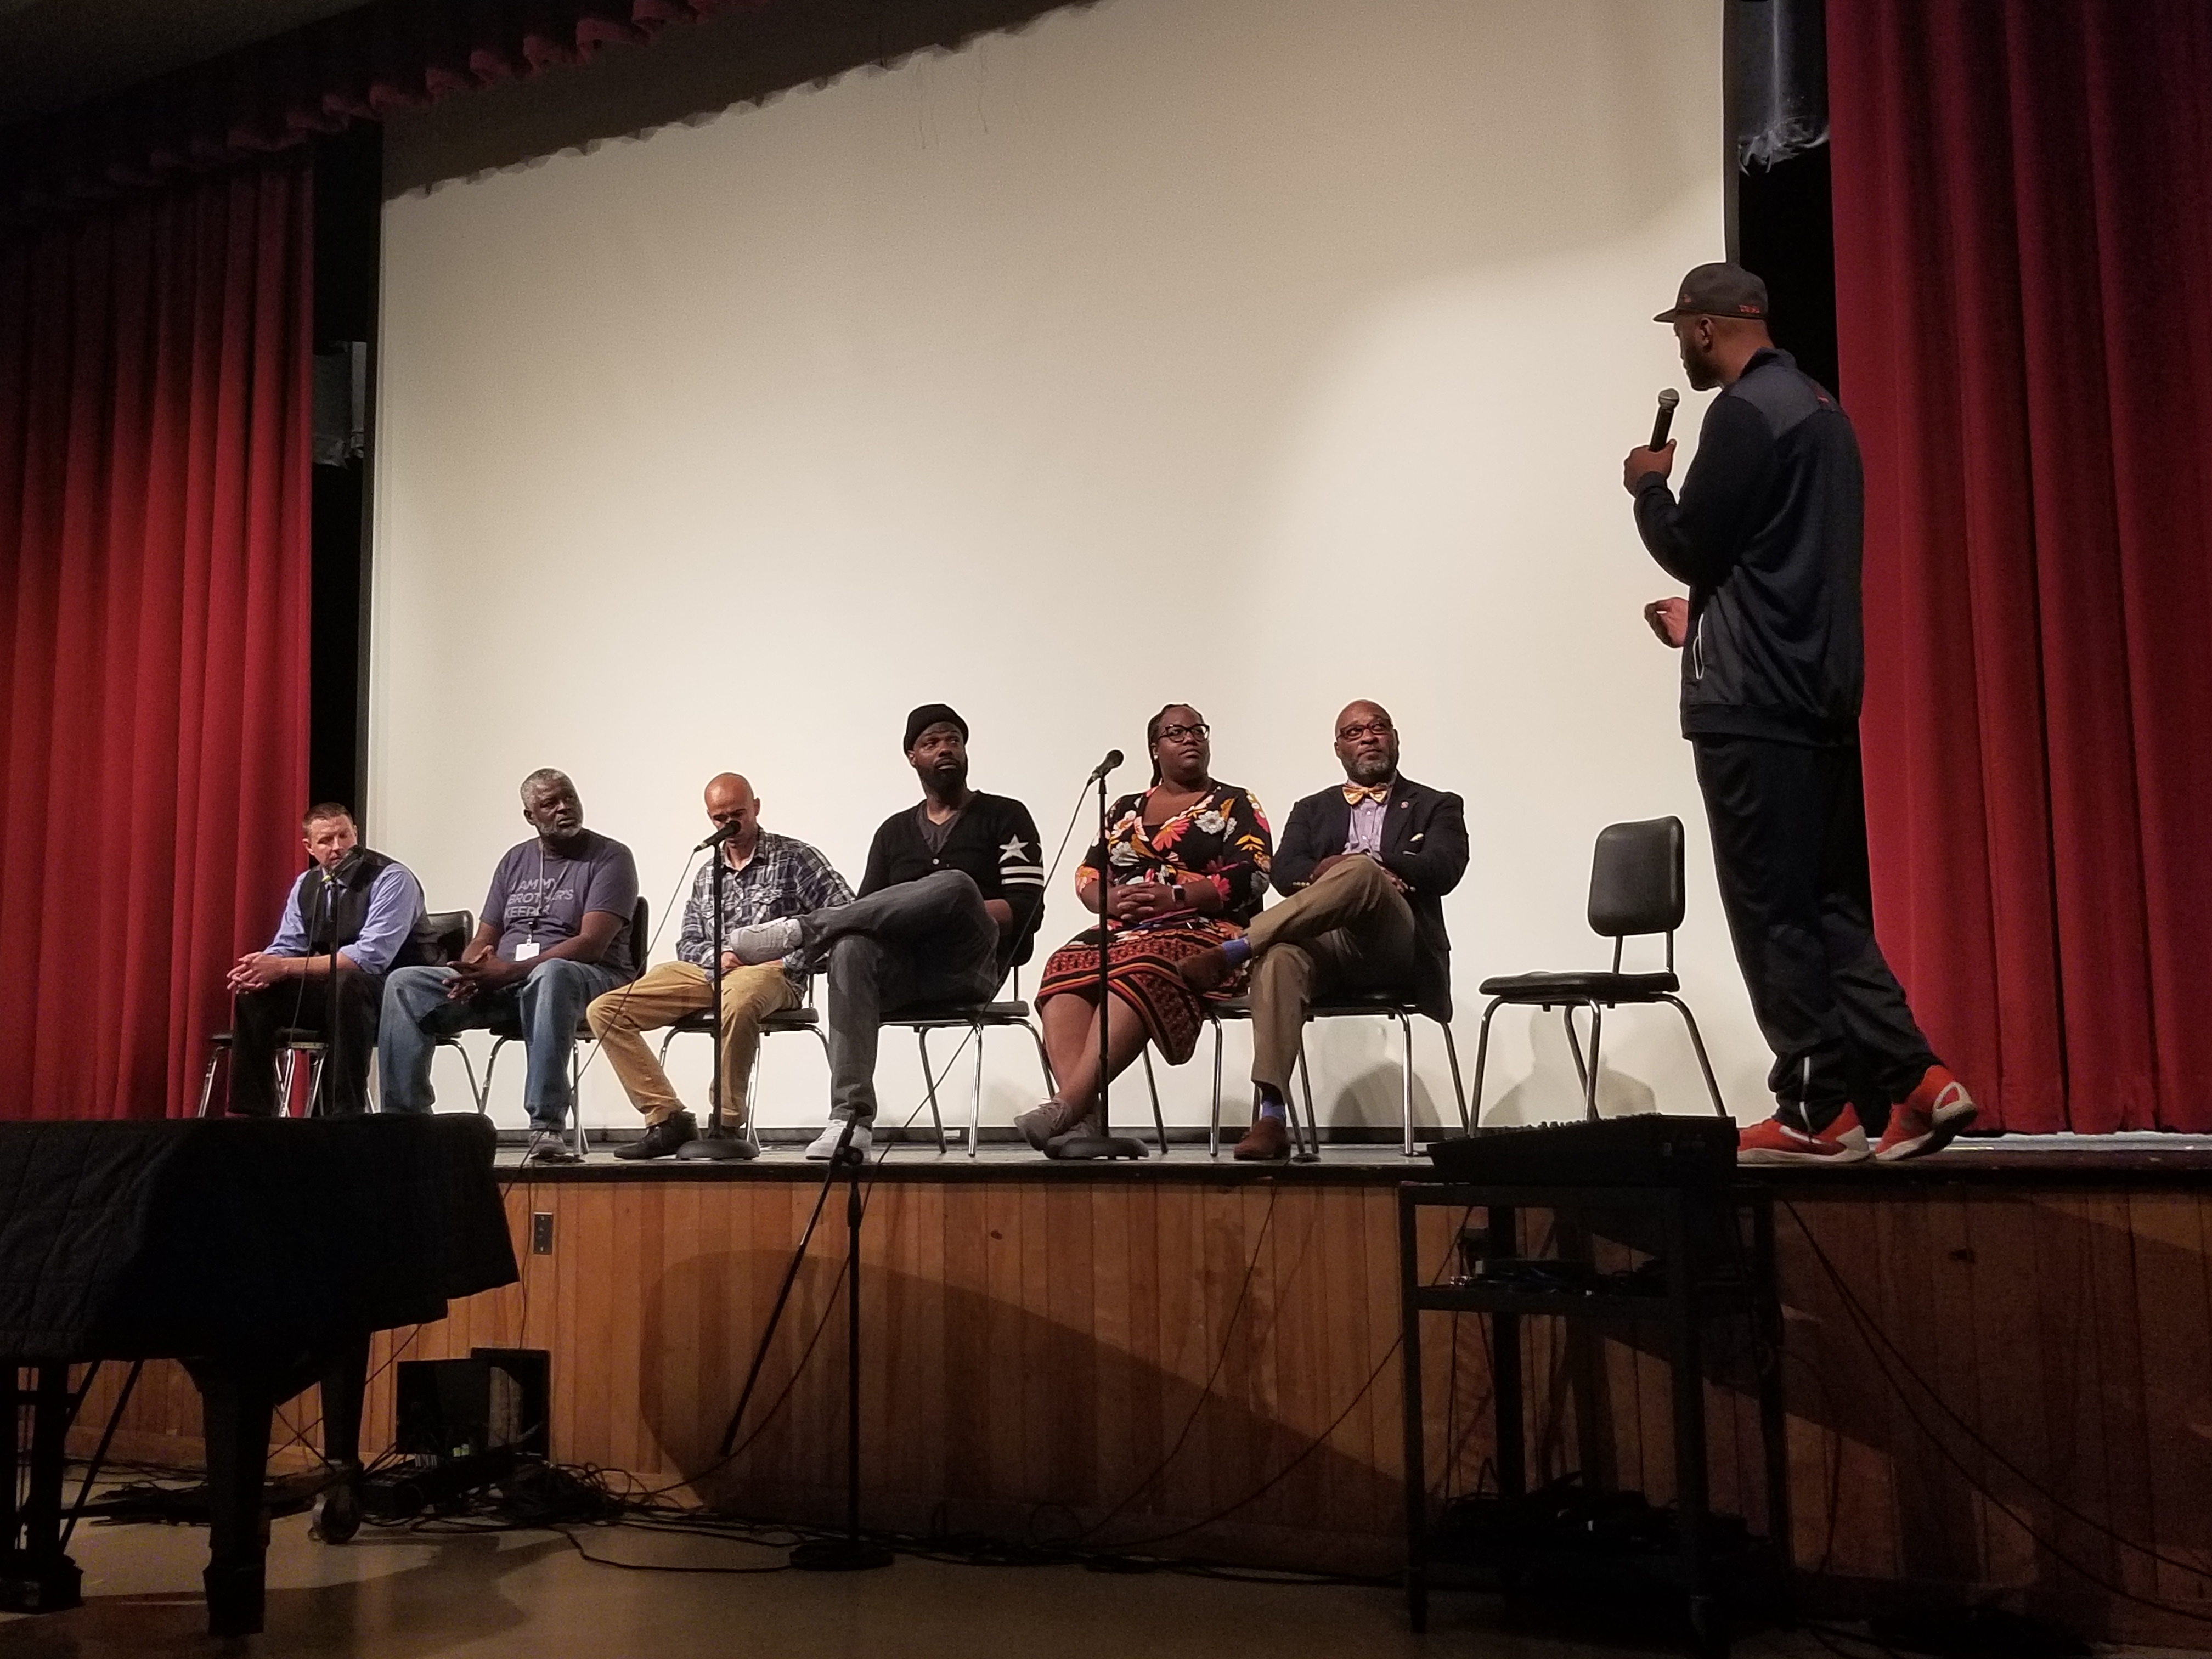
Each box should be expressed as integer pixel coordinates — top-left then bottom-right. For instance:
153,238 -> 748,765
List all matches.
805,1120 -> 872,1161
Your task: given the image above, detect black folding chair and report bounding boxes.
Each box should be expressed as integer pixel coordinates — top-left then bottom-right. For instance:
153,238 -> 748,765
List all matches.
1468,816 -> 1727,1124
198,908 -> 475,1118
654,974 -> 830,1154
882,969 -> 1060,1155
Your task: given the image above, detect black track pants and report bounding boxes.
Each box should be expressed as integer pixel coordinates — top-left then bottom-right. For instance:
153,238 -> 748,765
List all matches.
1691,736 -> 1938,1130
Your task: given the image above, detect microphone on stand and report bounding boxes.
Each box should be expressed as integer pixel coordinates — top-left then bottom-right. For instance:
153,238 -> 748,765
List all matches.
1650,388 -> 1681,450
693,820 -> 742,853
1086,749 -> 1125,784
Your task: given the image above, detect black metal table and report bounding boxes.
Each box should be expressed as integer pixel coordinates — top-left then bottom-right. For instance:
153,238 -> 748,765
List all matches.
1398,1180 -> 1790,1655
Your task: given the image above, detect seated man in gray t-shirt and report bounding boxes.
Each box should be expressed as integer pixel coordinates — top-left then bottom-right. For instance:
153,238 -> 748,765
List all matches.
379,769 -> 640,1159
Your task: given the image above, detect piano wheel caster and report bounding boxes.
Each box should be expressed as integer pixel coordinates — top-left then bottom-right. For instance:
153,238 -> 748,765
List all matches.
315,1467 -> 362,1544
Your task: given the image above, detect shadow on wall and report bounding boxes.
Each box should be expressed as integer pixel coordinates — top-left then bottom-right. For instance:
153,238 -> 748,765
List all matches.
636,1245 -> 1402,1555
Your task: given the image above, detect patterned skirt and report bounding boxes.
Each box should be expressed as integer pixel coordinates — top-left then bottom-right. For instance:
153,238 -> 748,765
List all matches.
1036,919 -> 1247,1066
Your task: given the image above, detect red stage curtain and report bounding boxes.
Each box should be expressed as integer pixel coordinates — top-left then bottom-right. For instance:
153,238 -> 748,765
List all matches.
1830,2 -> 2212,1131
0,160 -> 315,1121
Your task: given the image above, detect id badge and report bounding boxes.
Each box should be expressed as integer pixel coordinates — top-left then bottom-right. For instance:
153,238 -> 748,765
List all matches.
514,941 -> 541,962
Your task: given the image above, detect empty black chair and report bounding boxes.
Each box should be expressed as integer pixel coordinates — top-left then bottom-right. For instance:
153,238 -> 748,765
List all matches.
1468,817 -> 1726,1124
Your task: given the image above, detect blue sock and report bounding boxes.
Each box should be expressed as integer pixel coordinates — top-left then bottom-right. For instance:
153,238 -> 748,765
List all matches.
1219,936 -> 1252,968
1256,1085 -> 1286,1122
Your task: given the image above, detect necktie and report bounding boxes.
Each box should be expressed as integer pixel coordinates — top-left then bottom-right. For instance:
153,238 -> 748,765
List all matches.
1342,783 -> 1389,806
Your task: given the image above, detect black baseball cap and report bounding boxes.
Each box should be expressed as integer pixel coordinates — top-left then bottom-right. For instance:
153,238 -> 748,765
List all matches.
1654,262 -> 1769,323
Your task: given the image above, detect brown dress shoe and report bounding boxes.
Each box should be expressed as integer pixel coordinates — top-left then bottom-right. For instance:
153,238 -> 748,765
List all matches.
1232,1115 -> 1290,1161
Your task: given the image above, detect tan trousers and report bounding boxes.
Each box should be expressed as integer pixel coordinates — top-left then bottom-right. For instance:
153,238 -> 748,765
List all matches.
586,960 -> 798,1126
1245,855 -> 1417,1093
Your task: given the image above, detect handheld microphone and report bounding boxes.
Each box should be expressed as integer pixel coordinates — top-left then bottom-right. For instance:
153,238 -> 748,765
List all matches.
695,820 -> 742,853
1650,388 -> 1681,450
1087,749 -> 1125,784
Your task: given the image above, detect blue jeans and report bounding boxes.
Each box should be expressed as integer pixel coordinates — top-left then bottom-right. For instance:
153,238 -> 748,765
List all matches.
378,958 -> 626,1130
804,871 -> 1001,1123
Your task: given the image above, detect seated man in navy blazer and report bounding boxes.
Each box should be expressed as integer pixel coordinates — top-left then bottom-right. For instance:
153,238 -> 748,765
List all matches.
1180,702 -> 1469,1158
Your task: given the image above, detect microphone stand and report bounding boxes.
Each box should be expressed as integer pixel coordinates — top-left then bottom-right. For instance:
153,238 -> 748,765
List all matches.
681,839 -> 756,1161
1050,764 -> 1148,1162
788,1111 -> 891,1571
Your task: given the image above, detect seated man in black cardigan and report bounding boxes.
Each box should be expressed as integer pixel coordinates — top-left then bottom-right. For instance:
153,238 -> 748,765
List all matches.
728,704 -> 1045,1160
1181,702 -> 1469,1159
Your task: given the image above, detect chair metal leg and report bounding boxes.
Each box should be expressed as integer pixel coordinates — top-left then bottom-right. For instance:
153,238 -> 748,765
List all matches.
1561,1007 -> 1590,1095
1395,1009 -> 1417,1158
657,1029 -> 679,1066
914,1029 -> 951,1154
483,1038 -> 510,1118
968,1022 -> 987,1158
197,1047 -> 224,1119
1208,1017 -> 1225,1159
454,1044 -> 486,1114
304,1049 -> 328,1118
1583,1005 -> 1606,1122
1293,1042 -> 1323,1160
1437,1019 -> 1470,1134
1137,1048 -> 1170,1155
569,1050 -> 588,1157
276,1050 -> 298,1119
1468,999 -> 1503,1127
789,1026 -> 833,1153
1661,995 -> 1731,1119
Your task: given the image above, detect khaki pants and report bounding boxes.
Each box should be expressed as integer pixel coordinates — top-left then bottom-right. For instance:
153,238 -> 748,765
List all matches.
586,961 -> 798,1126
1245,856 -> 1417,1093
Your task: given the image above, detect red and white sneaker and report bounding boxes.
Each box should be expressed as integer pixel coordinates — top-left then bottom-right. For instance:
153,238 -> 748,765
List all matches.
1874,1066 -> 1977,1162
1736,1103 -> 1870,1165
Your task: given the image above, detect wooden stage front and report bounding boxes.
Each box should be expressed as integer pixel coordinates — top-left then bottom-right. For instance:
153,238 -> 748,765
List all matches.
75,1137 -> 2212,1645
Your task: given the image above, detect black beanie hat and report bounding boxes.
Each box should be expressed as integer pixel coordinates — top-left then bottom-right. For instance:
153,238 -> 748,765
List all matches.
903,703 -> 968,752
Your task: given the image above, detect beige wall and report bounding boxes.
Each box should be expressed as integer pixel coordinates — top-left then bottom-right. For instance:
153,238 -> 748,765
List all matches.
372,0 -> 1752,1135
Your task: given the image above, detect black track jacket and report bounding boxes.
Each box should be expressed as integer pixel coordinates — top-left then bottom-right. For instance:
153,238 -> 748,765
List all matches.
1633,348 -> 1863,747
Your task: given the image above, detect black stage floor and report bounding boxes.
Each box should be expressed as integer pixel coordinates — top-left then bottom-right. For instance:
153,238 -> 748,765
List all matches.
492,1128 -> 2212,1190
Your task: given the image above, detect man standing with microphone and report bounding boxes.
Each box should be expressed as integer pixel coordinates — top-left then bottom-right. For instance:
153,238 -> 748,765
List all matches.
1624,262 -> 1974,1164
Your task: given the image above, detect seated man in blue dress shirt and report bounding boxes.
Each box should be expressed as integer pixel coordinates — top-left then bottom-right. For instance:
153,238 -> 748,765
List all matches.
225,802 -> 428,1116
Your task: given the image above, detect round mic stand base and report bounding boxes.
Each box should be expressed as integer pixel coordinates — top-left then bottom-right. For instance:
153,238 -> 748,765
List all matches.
676,1128 -> 758,1162
789,1537 -> 894,1572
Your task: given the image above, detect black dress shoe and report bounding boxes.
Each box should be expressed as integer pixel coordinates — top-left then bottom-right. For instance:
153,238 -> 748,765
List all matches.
615,1110 -> 698,1161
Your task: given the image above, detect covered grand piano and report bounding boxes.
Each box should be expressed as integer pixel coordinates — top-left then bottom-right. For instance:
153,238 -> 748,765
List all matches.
0,1113 -> 517,1634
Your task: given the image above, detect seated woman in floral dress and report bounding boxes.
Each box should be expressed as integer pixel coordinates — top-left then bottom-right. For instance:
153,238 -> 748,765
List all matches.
1020,703 -> 1273,1152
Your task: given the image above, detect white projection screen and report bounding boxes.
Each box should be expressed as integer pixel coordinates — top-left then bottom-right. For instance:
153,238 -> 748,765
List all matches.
371,0 -> 1754,1138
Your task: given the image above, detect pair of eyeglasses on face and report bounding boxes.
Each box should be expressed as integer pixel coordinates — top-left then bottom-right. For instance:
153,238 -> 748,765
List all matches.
1155,723 -> 1210,743
1338,720 -> 1395,741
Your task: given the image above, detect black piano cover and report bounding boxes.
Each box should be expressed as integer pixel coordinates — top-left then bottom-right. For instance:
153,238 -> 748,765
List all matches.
0,1115 -> 518,1361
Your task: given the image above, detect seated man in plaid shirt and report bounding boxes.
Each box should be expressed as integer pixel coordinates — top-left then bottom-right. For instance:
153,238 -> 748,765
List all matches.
587,772 -> 851,1160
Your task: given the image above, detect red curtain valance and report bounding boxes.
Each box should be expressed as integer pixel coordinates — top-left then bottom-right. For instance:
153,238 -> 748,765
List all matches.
0,0 -> 775,229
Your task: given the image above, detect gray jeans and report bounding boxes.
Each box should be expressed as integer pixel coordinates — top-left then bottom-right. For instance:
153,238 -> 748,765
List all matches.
805,871 -> 1001,1122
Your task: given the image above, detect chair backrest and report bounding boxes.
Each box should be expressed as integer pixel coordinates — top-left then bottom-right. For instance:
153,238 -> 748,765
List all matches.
421,909 -> 475,964
1585,817 -> 1685,945
626,894 -> 650,980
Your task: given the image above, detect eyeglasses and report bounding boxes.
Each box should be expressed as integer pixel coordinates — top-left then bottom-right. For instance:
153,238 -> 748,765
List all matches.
1337,720 -> 1395,741
1155,723 -> 1210,743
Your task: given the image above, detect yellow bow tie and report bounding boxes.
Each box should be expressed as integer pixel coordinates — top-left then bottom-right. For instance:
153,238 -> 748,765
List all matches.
1342,783 -> 1390,806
